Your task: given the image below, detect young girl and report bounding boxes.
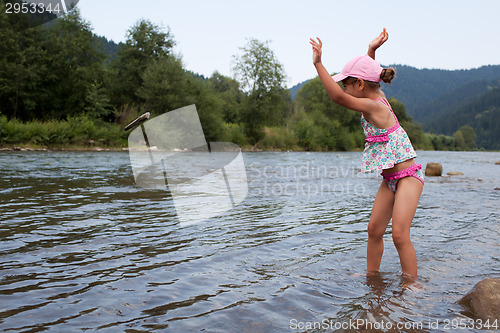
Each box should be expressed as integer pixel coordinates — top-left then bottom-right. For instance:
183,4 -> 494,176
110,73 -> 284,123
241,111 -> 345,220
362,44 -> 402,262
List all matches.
310,29 -> 423,278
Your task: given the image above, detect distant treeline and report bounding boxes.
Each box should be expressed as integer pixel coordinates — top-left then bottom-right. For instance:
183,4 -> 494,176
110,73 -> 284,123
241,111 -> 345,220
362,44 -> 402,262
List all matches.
0,6 -> 480,151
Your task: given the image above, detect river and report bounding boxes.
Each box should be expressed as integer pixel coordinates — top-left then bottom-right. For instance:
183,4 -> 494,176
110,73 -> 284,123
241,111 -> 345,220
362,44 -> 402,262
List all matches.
1,150 -> 499,332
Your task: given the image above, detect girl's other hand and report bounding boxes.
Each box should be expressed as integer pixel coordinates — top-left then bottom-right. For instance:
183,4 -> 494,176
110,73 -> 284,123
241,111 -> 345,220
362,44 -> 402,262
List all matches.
310,37 -> 322,65
369,28 -> 388,50
368,28 -> 388,59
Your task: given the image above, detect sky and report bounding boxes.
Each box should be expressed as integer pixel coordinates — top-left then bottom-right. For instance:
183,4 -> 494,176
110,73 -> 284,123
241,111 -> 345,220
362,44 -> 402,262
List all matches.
77,0 -> 500,87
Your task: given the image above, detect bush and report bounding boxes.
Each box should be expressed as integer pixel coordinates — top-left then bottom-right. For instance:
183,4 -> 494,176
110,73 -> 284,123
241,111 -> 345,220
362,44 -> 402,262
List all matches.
0,114 -> 127,148
423,132 -> 455,150
256,126 -> 298,150
293,119 -> 319,150
220,123 -> 248,147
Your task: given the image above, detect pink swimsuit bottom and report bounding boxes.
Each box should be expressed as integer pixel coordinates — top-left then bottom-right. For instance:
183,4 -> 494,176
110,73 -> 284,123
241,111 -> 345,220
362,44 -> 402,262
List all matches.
381,163 -> 424,192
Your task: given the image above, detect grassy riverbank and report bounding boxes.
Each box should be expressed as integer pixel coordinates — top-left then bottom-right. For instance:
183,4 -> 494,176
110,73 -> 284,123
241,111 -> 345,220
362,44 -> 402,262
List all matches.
0,115 -> 331,152
0,115 -> 128,150
1,114 -> 487,152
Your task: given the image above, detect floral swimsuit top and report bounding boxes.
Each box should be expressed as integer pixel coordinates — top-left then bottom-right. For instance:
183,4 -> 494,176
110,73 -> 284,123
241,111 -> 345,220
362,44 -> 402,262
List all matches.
361,98 -> 416,174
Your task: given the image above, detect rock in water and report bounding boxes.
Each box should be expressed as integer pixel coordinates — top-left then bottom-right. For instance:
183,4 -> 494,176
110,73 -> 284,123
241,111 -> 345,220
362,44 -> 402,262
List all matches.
425,163 -> 443,176
447,171 -> 463,176
458,278 -> 500,320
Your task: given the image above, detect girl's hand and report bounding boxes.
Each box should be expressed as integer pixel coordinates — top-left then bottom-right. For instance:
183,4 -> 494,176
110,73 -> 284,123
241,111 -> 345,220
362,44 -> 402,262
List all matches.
310,37 -> 322,65
368,28 -> 388,59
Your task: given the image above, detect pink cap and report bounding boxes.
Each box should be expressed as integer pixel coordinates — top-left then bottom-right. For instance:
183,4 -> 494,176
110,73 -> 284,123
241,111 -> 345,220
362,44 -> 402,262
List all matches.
332,55 -> 383,82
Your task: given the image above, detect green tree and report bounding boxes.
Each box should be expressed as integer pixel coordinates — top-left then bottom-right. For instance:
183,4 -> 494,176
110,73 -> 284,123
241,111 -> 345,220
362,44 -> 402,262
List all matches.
109,19 -> 175,108
0,3 -> 48,120
232,38 -> 289,143
41,8 -> 109,120
137,57 -> 188,114
209,72 -> 245,123
453,125 -> 476,150
294,118 -> 318,150
426,133 -> 454,150
137,58 -> 224,143
453,130 -> 465,150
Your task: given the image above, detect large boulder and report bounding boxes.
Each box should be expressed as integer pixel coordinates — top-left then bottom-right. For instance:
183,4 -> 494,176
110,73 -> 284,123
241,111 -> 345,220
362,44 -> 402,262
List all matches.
458,278 -> 500,320
425,163 -> 443,176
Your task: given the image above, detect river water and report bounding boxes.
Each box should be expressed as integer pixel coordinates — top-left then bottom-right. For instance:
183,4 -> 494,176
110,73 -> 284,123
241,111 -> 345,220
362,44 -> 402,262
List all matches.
0,150 -> 499,332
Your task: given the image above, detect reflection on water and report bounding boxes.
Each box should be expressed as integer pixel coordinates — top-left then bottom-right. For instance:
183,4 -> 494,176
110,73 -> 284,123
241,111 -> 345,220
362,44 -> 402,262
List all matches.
0,151 -> 499,332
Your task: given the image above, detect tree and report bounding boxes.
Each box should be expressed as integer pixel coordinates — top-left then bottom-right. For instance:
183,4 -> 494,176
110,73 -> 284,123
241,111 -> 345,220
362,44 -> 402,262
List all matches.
137,56 -> 188,114
209,72 -> 245,123
137,58 -> 225,143
232,38 -> 289,143
232,39 -> 286,94
453,125 -> 477,150
41,8 -> 108,120
109,19 -> 175,108
453,130 -> 465,150
0,3 -> 46,120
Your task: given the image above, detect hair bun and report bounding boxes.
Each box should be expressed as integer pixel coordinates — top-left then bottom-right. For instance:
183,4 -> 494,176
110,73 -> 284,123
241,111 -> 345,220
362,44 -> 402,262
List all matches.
380,67 -> 396,84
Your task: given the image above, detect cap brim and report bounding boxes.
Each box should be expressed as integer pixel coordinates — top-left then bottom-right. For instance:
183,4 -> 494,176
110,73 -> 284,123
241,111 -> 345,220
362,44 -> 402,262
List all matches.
332,73 -> 348,82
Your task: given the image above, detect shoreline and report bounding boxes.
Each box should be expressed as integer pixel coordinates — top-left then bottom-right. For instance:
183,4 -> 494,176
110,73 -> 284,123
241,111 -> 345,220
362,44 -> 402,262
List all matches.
0,145 -> 497,153
0,146 -> 128,152
0,144 -> 354,153
0,147 -> 312,153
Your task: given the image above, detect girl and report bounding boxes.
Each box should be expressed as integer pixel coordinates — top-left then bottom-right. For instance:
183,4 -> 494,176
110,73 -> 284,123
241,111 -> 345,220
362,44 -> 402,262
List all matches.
310,29 -> 423,278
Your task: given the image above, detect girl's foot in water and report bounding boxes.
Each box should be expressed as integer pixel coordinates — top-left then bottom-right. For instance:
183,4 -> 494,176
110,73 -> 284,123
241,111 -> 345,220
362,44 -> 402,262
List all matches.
401,272 -> 424,290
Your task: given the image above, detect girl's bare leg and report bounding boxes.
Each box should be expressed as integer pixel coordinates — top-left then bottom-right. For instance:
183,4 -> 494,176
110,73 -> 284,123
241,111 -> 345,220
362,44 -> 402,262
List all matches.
391,177 -> 423,277
367,180 -> 395,273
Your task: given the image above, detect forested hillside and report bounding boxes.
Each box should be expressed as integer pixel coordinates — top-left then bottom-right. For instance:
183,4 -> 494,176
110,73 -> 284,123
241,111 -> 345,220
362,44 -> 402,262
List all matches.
424,86 -> 500,149
381,65 -> 500,120
413,79 -> 500,124
381,65 -> 500,149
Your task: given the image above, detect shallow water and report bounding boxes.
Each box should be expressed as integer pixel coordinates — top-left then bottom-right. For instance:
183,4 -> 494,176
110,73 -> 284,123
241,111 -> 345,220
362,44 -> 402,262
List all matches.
0,151 -> 499,332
